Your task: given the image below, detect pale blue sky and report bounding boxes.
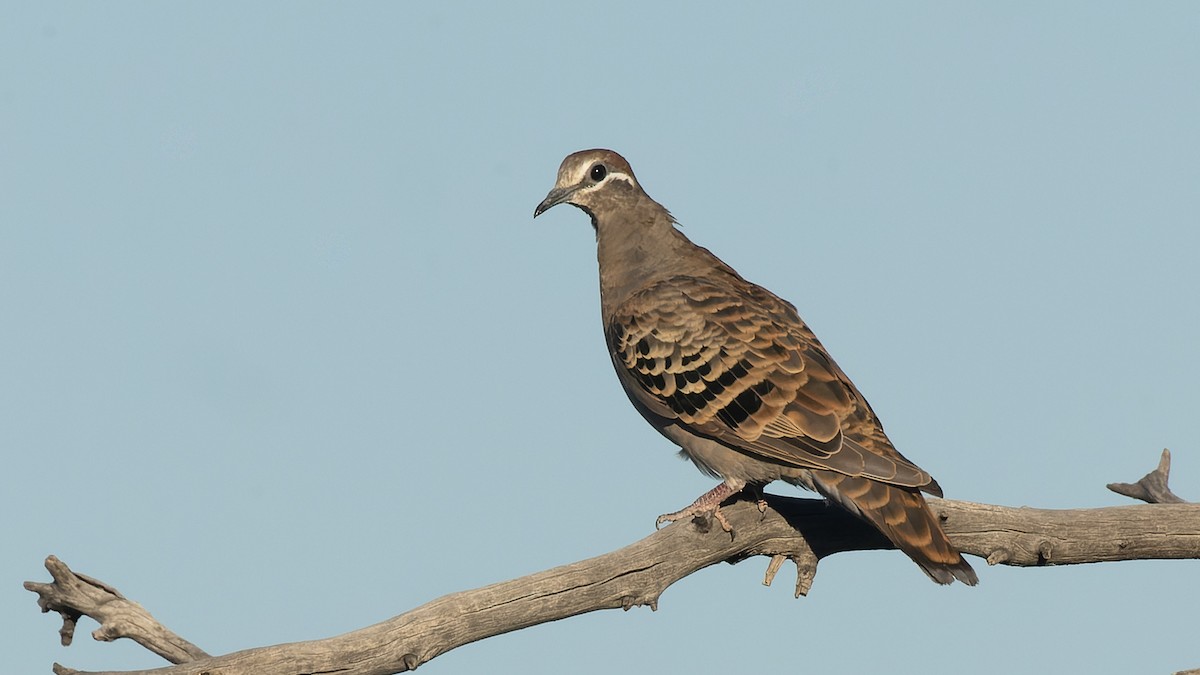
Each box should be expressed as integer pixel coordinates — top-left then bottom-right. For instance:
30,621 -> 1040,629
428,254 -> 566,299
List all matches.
4,3 -> 1199,674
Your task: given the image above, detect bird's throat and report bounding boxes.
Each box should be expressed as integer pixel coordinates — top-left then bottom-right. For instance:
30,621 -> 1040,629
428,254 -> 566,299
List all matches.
595,211 -> 690,317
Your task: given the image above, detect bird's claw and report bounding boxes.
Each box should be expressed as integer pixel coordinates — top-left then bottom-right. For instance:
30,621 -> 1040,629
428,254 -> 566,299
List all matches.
655,504 -> 734,537
656,482 -> 742,537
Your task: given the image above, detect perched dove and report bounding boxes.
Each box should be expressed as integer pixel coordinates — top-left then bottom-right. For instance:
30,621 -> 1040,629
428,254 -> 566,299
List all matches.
534,149 -> 977,585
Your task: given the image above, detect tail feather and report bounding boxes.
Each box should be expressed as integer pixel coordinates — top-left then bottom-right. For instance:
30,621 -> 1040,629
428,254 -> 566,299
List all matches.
811,470 -> 978,585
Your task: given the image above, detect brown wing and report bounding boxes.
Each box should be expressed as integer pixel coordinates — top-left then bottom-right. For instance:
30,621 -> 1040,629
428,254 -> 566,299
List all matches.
607,274 -> 935,490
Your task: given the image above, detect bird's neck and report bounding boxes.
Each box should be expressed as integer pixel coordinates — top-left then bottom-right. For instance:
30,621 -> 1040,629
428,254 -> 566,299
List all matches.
594,201 -> 723,317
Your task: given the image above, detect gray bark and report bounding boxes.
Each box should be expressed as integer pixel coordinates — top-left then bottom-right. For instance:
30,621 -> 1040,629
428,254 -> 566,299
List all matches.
26,450 -> 1197,675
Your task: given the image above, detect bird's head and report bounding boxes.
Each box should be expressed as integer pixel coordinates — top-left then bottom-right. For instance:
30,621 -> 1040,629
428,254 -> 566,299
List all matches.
533,149 -> 641,226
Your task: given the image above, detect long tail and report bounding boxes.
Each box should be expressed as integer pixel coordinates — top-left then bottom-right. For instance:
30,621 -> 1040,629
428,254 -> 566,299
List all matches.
811,470 -> 978,585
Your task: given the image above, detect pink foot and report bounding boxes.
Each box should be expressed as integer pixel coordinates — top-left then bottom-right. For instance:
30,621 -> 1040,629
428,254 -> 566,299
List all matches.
656,482 -> 744,533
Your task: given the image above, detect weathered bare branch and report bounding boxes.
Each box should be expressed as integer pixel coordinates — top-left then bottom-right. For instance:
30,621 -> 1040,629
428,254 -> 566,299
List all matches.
1108,448 -> 1187,504
24,556 -> 210,670
26,454 -> 1200,675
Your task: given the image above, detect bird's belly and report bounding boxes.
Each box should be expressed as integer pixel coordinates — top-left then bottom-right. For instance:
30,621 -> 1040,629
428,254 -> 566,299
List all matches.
657,423 -> 793,485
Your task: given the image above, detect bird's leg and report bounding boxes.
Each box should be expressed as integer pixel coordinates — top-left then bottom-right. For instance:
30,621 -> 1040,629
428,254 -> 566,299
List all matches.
656,480 -> 745,534
751,483 -> 769,519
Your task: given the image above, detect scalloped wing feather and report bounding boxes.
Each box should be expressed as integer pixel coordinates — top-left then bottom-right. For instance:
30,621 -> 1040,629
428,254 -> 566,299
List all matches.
607,275 -> 934,490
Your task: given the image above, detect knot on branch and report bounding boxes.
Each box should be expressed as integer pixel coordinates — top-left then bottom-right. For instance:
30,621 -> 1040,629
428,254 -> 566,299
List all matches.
986,548 -> 1011,566
621,592 -> 660,611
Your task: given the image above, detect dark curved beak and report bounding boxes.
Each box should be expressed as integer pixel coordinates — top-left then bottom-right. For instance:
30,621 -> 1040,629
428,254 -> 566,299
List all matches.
534,186 -> 575,218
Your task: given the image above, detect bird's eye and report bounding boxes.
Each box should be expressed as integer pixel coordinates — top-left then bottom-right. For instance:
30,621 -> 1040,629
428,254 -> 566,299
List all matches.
590,164 -> 608,182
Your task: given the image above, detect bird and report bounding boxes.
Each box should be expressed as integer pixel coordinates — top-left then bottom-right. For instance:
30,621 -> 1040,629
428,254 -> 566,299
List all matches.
533,149 -> 977,586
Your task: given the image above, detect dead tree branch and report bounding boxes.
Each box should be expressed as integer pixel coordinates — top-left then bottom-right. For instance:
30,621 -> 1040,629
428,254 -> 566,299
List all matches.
1108,448 -> 1187,504
26,452 -> 1199,675
24,556 -> 209,666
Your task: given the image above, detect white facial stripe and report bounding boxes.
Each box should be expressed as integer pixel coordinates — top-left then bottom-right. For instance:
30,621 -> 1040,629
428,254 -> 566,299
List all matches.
558,163 -> 637,190
572,171 -> 636,198
604,170 -> 635,185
